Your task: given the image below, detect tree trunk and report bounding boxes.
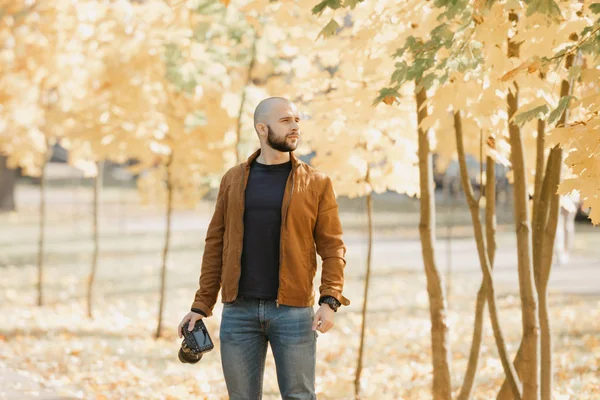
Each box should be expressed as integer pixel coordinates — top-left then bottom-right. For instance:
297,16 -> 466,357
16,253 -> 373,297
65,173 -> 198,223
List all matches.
87,161 -> 104,319
355,191 -> 373,400
531,118 -> 546,280
528,146 -> 562,400
416,84 -> 452,400
498,47 -> 577,400
457,152 -> 499,400
156,156 -> 174,339
0,155 -> 17,212
37,156 -> 48,306
235,31 -> 258,164
507,86 -> 540,400
485,155 -> 497,286
506,12 -> 540,396
537,148 -> 562,400
444,179 -> 454,301
537,265 -> 551,400
538,49 -> 576,399
454,111 -> 522,399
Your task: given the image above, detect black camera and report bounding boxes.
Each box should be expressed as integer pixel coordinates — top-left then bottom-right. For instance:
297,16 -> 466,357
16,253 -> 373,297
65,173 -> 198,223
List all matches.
178,319 -> 214,364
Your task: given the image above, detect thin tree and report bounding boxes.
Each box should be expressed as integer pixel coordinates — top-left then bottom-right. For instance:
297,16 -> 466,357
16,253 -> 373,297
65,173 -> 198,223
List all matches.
454,111 -> 522,399
87,161 -> 104,318
497,39 -> 579,400
456,163 -> 492,399
416,82 -> 452,399
505,11 -> 540,400
37,150 -> 49,306
355,172 -> 373,400
457,145 -> 500,398
156,153 -> 174,339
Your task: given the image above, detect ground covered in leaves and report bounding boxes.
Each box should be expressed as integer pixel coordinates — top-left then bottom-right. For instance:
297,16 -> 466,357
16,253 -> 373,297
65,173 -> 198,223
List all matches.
1,186 -> 599,399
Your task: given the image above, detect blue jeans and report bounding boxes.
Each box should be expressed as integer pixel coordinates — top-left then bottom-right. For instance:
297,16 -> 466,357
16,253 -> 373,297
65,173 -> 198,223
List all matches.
219,297 -> 317,400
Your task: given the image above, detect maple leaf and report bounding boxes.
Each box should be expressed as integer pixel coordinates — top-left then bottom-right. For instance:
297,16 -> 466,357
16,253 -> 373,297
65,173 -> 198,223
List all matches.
548,96 -> 575,126
312,0 -> 342,16
382,96 -> 396,105
317,19 -> 341,40
501,58 -> 542,82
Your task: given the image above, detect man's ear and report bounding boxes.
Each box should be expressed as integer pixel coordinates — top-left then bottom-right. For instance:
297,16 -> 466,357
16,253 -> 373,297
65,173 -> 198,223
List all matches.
256,123 -> 267,135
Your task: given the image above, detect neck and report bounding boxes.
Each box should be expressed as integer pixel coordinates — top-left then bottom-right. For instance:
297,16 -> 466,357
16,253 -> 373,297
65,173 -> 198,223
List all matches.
256,144 -> 291,165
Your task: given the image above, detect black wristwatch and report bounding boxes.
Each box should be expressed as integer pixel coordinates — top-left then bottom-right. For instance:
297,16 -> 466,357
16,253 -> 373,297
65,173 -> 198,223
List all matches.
319,296 -> 341,312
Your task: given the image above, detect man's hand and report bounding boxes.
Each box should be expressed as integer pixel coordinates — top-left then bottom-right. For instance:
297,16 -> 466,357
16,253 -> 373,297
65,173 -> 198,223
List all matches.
178,311 -> 204,338
312,304 -> 335,333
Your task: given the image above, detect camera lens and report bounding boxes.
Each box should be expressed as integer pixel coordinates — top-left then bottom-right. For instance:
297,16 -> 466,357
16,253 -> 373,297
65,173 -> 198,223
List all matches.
178,347 -> 202,364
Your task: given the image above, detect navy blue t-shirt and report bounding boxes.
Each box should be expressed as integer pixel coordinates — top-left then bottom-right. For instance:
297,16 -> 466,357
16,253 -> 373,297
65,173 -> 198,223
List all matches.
237,159 -> 292,299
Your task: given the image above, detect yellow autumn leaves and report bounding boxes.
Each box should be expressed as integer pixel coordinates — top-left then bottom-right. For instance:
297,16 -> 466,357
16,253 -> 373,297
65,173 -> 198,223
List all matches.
1,0 -> 598,221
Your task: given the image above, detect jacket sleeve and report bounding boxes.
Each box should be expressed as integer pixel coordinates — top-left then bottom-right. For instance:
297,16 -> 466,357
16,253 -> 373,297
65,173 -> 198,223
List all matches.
314,176 -> 350,307
191,175 -> 227,317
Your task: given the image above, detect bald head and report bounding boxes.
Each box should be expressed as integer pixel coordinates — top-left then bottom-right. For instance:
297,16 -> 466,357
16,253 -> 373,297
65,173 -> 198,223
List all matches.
252,97 -> 301,153
253,97 -> 293,133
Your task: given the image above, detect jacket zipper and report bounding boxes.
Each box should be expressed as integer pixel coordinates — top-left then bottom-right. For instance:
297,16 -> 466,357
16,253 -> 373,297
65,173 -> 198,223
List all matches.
276,164 -> 295,308
234,164 -> 248,302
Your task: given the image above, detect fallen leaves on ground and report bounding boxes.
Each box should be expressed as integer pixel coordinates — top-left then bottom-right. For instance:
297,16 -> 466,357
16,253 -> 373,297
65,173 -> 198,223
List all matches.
1,263 -> 599,399
1,200 -> 599,399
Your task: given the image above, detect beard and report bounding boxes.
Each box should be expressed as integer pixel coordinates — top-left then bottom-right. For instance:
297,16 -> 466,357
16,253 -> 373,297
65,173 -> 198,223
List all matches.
266,124 -> 298,152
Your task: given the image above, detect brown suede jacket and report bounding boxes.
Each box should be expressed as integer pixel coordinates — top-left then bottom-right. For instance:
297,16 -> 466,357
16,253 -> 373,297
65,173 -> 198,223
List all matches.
191,149 -> 350,317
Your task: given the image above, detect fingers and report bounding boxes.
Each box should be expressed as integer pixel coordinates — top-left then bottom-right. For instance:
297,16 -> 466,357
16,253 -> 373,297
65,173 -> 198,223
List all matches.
312,310 -> 334,333
188,314 -> 200,331
312,314 -> 320,331
178,312 -> 205,338
317,319 -> 334,333
178,314 -> 191,338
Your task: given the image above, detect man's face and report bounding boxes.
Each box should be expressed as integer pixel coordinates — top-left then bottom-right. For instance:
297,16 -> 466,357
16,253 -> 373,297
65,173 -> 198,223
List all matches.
264,102 -> 300,152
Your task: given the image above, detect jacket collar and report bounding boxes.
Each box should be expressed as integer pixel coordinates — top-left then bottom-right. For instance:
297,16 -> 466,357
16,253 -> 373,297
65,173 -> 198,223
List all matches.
244,148 -> 302,170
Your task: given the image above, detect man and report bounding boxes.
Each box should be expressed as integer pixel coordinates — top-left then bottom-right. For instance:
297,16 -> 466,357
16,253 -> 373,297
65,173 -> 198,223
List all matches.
178,97 -> 350,400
